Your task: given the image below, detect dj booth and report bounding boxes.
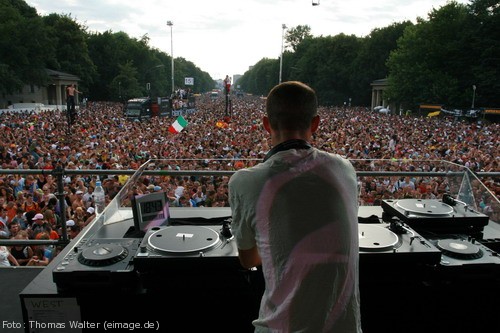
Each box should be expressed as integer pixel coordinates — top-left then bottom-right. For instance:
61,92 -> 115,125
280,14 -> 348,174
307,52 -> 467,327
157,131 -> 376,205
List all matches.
19,161 -> 500,332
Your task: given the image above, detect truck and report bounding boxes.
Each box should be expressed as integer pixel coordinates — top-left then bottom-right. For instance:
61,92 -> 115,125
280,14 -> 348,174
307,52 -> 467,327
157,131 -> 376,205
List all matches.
124,97 -> 171,121
209,90 -> 219,100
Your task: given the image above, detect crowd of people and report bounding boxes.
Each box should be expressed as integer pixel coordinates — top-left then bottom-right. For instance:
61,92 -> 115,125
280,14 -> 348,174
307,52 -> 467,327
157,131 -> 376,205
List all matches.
0,93 -> 498,266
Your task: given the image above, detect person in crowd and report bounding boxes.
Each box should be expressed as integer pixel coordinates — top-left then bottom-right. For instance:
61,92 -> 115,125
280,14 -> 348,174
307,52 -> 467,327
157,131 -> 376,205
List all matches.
39,221 -> 59,240
8,220 -> 22,238
26,231 -> 51,266
83,206 -> 96,226
9,231 -> 34,266
5,200 -> 17,222
229,81 -> 362,332
82,185 -> 94,209
0,243 -> 20,267
67,224 -> 81,240
23,210 -> 36,231
66,84 -> 82,125
174,179 -> 186,199
14,192 -> 25,209
22,193 -> 39,214
71,190 -> 86,212
29,213 -> 49,239
203,190 -> 217,207
71,206 -> 86,228
191,185 -> 206,207
24,175 -> 39,199
0,207 -> 10,237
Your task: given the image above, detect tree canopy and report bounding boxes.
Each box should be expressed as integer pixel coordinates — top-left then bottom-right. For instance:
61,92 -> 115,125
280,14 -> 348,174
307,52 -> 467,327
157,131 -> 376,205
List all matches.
239,0 -> 499,111
1,0 -> 498,111
0,0 -> 215,101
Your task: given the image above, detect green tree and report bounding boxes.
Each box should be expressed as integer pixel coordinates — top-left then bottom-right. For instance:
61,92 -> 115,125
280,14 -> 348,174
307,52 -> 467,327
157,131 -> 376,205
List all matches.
111,61 -> 142,101
88,30 -> 215,101
240,1 -> 500,109
0,0 -> 54,94
285,25 -> 313,52
87,31 -> 144,100
42,13 -> 96,91
467,0 -> 500,107
238,58 -> 278,96
350,22 -> 412,106
386,1 -> 482,110
292,34 -> 362,106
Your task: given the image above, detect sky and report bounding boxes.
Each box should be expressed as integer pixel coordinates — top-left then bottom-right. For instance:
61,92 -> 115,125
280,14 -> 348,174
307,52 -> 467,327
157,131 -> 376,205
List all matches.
26,0 -> 469,81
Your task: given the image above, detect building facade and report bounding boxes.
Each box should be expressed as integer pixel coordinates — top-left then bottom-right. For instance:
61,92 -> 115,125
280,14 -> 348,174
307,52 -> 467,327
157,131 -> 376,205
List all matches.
0,69 -> 80,109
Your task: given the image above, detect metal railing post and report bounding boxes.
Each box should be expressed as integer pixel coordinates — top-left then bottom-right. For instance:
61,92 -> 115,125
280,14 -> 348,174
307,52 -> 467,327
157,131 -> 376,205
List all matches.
53,166 -> 69,243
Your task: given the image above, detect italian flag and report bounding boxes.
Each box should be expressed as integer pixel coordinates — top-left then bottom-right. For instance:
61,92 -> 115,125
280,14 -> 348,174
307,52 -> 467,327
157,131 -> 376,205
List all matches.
168,116 -> 188,134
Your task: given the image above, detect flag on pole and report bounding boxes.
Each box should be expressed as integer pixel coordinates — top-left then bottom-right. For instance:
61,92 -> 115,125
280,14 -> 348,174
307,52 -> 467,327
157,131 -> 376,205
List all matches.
169,115 -> 188,134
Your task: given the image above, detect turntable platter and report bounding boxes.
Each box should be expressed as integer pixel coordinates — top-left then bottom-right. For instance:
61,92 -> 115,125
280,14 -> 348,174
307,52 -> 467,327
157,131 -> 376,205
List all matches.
395,199 -> 453,216
147,225 -> 222,255
436,239 -> 483,260
359,224 -> 399,252
78,243 -> 129,266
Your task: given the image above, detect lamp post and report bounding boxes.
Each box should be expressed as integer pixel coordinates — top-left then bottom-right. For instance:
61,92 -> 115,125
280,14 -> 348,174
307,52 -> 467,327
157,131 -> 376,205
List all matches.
279,24 -> 287,84
146,64 -> 165,97
167,21 -> 174,94
471,85 -> 476,109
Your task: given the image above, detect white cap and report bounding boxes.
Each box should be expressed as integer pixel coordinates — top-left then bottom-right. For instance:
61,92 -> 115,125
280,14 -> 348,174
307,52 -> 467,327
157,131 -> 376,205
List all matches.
66,220 -> 75,227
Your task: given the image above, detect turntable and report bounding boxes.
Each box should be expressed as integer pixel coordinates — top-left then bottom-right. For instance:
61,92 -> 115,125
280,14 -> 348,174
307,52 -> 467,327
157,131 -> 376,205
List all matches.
381,198 -> 489,234
134,224 -> 244,290
425,236 -> 500,268
416,234 -> 500,284
436,239 -> 484,260
135,224 -> 238,259
53,238 -> 141,292
358,223 -> 441,266
359,224 -> 399,252
143,225 -> 225,256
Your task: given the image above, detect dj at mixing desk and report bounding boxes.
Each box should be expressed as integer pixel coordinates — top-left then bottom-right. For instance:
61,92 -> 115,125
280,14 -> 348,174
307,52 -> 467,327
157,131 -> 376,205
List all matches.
19,205 -> 500,333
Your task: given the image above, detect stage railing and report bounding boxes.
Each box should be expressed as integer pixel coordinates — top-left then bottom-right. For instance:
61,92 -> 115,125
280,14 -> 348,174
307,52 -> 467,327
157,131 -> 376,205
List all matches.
0,158 -> 498,248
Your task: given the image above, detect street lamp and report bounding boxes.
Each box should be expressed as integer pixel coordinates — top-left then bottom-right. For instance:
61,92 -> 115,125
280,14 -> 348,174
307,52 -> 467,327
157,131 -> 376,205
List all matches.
167,21 -> 174,94
471,85 -> 476,109
279,24 -> 287,84
146,64 -> 165,97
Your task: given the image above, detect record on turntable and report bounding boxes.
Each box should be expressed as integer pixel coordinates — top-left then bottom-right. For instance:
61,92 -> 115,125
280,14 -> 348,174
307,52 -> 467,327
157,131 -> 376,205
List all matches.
395,199 -> 454,216
145,225 -> 222,256
359,224 -> 399,252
